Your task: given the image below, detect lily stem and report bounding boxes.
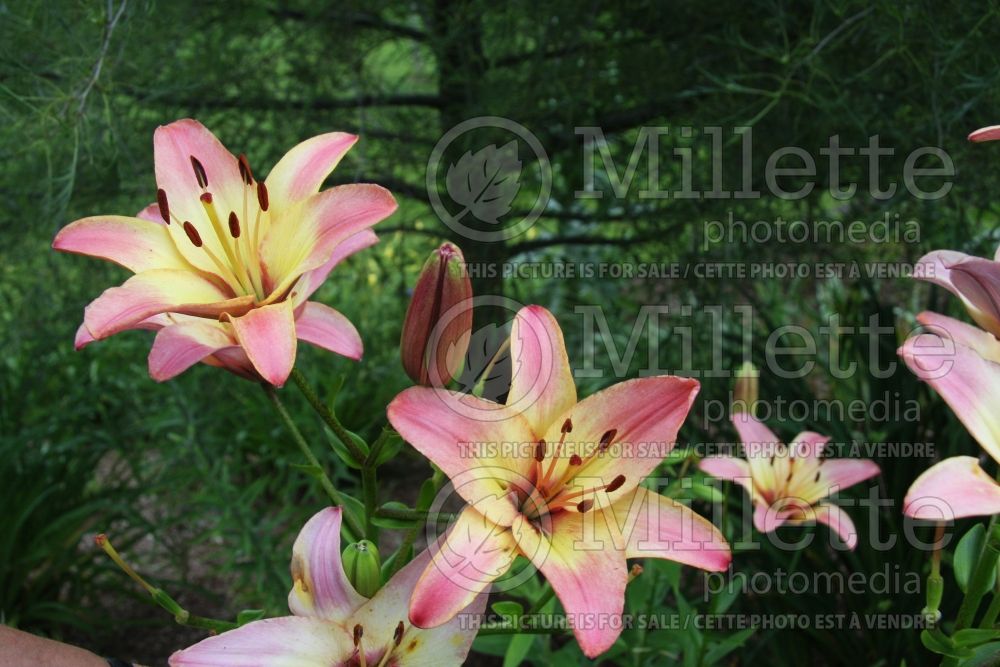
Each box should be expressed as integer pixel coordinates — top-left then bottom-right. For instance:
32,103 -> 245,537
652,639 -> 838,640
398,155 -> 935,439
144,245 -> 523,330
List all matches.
374,506 -> 455,523
387,468 -> 444,579
291,368 -> 367,466
262,383 -> 364,540
363,431 -> 392,543
980,587 -> 1000,629
526,583 -> 554,615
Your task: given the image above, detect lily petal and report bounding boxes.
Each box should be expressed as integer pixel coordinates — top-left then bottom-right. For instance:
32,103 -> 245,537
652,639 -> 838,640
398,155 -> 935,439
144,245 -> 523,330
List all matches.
83,269 -> 251,340
511,511 -> 627,658
292,230 -> 379,306
168,616 -> 352,667
541,376 -> 700,508
753,503 -> 790,534
74,323 -> 96,350
904,456 -> 1000,520
226,301 -> 297,387
288,507 -> 367,621
917,311 -> 1000,364
53,216 -> 189,273
136,202 -> 166,223
698,456 -> 756,500
352,549 -> 486,667
265,132 -> 358,210
409,506 -> 517,629
915,250 -> 1000,337
261,184 -> 396,296
148,320 -> 238,381
789,431 -> 831,460
813,502 -> 859,550
970,125 -> 1000,142
817,458 -> 880,495
606,487 -> 731,571
900,331 -> 1000,464
506,306 -> 577,434
387,387 -> 537,527
294,301 -> 363,361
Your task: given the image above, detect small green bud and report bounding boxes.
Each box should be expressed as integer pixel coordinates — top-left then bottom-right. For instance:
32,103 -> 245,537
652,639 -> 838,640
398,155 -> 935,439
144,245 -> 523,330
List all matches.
924,574 -> 944,614
732,362 -> 759,415
343,540 -> 382,598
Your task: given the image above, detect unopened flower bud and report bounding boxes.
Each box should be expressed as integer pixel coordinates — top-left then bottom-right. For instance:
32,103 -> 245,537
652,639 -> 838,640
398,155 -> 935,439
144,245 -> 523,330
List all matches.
400,243 -> 473,386
732,361 -> 759,415
342,540 -> 382,598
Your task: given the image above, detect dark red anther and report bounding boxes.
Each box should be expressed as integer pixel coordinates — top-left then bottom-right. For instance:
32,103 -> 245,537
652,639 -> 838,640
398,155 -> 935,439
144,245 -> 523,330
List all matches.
569,454 -> 583,466
190,156 -> 208,188
200,192 -> 213,204
257,181 -> 269,211
393,621 -> 404,646
156,188 -> 170,224
599,429 -> 617,452
606,474 -> 627,493
353,624 -> 363,647
228,211 -> 241,238
182,221 -> 203,247
814,471 -> 821,482
237,153 -> 254,184
562,418 -> 573,434
534,441 -> 545,463
577,499 -> 594,513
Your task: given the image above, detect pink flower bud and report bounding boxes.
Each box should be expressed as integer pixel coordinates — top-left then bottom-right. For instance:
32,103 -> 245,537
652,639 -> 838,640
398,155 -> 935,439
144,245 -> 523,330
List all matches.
400,243 -> 473,386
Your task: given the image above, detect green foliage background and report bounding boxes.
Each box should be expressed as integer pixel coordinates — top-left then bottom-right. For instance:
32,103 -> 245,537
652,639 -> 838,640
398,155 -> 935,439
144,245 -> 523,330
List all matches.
3,0 -> 1000,664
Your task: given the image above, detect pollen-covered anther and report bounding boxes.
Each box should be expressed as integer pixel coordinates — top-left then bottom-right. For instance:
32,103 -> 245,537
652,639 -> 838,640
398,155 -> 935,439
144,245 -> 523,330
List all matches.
562,418 -> 573,434
237,153 -> 254,184
569,454 -> 583,466
353,624 -> 364,646
534,440 -> 546,463
190,156 -> 208,188
606,474 -> 627,493
182,221 -> 203,247
228,211 -> 241,238
393,621 -> 405,645
257,181 -> 269,211
577,499 -> 594,513
200,192 -> 213,204
599,429 -> 618,452
156,188 -> 170,224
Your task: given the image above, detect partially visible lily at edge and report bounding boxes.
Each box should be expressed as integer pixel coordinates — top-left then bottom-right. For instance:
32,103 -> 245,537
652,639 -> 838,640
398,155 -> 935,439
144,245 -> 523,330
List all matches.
898,124 -> 1000,521
54,119 -> 397,387
700,414 -> 880,549
387,305 -> 731,658
170,507 -> 485,666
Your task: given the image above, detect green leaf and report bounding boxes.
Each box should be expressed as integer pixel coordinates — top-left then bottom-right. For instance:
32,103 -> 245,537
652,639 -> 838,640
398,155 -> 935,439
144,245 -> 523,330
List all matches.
289,462 -> 325,479
952,628 -> 1000,647
955,524 -> 996,593
326,428 -> 368,469
503,631 -> 535,667
920,629 -> 973,658
236,609 -> 266,626
373,431 -> 404,467
417,476 -> 438,509
491,601 -> 524,618
963,642 -> 1000,667
704,627 -> 755,664
689,481 -> 724,503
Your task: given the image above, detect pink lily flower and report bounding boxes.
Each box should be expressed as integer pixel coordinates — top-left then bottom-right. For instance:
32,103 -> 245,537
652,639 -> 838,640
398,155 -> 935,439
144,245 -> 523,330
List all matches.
170,507 -> 485,666
700,414 -> 880,549
899,311 -> 1000,519
54,119 -> 397,387
387,305 -> 731,658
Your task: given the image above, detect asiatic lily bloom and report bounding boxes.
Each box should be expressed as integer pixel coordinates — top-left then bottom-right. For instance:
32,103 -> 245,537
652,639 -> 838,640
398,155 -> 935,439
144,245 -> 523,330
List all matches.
53,119 -> 397,387
700,414 -> 880,549
387,305 -> 731,658
899,311 -> 1000,519
170,507 -> 485,666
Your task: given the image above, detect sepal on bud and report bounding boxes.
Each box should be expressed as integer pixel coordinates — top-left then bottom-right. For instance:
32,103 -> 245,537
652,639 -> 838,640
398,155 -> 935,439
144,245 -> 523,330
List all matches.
343,540 -> 382,598
400,242 -> 473,386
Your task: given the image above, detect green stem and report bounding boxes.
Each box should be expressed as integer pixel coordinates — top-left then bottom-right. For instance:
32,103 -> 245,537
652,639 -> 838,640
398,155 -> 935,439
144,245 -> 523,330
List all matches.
290,368 -> 367,466
981,590 -> 1000,629
526,583 -> 554,615
262,384 -> 364,540
181,614 -> 237,633
362,464 -> 378,542
374,506 -> 454,523
387,469 -> 444,579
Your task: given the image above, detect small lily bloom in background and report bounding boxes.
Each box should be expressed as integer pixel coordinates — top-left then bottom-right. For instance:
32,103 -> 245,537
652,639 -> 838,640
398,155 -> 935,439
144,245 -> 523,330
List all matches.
400,242 -> 473,387
899,311 -> 1000,519
700,414 -> 880,549
170,507 -> 485,666
388,305 -> 731,658
54,119 -> 397,387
